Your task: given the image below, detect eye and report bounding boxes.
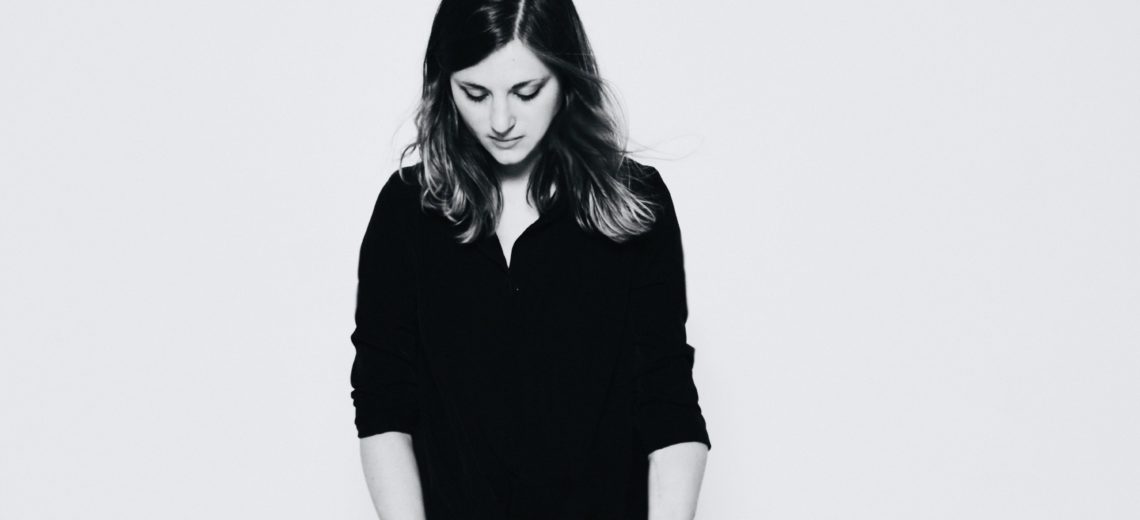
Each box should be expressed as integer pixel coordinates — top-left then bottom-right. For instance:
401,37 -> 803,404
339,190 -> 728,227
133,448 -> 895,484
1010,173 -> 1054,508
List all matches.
458,87 -> 485,103
516,89 -> 540,101
463,91 -> 488,103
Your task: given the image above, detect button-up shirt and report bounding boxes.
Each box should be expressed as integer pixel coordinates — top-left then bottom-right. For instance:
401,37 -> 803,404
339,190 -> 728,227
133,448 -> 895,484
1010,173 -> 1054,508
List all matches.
350,160 -> 711,519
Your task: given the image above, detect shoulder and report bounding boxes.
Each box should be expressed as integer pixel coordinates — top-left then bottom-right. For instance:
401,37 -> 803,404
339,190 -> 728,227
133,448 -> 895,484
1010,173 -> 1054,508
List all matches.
621,158 -> 680,236
590,157 -> 682,251
622,157 -> 679,223
361,164 -> 427,248
623,157 -> 669,200
369,163 -> 425,220
377,162 -> 423,206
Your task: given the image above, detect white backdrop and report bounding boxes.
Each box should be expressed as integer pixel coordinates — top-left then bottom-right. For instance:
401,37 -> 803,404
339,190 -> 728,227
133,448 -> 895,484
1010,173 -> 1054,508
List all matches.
2,1 -> 1138,518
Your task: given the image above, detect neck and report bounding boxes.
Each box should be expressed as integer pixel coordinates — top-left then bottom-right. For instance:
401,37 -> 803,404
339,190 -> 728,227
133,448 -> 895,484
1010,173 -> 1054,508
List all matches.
494,151 -> 540,188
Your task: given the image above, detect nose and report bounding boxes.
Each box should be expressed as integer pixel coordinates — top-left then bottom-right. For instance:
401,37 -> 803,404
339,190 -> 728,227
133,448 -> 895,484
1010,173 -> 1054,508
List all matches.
490,96 -> 515,136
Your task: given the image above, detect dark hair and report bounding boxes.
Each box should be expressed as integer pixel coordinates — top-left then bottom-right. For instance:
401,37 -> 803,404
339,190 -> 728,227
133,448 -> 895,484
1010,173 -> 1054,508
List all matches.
397,0 -> 658,244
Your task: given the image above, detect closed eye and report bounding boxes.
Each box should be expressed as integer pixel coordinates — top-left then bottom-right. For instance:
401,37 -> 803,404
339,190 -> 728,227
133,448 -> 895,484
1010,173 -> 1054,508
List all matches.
516,89 -> 540,101
464,92 -> 489,102
461,88 -> 542,103
456,76 -> 551,103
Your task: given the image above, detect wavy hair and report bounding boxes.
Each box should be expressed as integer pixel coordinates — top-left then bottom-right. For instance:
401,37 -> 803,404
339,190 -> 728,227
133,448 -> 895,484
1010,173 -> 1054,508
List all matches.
397,0 -> 659,244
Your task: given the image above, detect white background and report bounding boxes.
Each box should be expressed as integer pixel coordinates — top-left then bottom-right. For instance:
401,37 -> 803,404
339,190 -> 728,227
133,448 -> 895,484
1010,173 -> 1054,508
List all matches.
2,1 -> 1138,518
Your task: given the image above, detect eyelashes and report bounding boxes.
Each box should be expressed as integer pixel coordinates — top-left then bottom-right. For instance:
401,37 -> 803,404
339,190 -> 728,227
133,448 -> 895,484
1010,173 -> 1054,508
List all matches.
462,89 -> 541,103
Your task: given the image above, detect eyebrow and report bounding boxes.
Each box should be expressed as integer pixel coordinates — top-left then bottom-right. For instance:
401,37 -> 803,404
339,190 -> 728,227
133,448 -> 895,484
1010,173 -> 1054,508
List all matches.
456,75 -> 550,91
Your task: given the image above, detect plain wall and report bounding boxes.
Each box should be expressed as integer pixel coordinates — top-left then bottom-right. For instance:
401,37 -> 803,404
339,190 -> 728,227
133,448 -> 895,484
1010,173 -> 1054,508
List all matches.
2,1 -> 1137,518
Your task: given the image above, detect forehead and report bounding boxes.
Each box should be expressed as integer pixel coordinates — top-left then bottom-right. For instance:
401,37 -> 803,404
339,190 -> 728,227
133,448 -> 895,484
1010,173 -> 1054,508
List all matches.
451,39 -> 552,87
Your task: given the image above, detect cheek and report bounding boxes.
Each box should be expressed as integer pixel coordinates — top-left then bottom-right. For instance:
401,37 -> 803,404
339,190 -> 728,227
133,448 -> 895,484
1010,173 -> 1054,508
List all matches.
531,96 -> 561,125
452,100 -> 482,129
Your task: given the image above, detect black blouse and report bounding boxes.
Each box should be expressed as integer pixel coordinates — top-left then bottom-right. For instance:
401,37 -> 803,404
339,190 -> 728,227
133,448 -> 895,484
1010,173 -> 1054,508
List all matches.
350,159 -> 711,519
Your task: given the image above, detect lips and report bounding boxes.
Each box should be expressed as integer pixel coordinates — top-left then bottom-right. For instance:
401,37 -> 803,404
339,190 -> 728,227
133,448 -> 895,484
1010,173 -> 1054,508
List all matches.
490,136 -> 523,148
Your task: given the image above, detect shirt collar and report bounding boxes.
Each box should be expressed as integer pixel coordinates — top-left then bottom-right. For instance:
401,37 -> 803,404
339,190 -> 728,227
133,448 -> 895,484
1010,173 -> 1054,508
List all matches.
473,189 -> 570,271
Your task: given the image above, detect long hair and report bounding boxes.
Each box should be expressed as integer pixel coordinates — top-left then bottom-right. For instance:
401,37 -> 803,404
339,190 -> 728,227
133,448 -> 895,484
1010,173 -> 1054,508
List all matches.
397,0 -> 659,244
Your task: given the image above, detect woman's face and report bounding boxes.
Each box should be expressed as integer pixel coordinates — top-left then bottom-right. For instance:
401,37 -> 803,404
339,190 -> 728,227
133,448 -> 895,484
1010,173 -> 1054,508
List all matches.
450,39 -> 562,170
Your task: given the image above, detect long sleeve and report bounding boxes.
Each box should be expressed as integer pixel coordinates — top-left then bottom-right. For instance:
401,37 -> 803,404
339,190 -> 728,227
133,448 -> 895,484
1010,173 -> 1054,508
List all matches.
628,167 -> 712,459
350,173 -> 420,438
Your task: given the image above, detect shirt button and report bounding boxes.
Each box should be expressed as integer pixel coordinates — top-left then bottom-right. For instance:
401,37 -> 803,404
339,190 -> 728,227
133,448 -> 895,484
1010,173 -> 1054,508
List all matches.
513,284 -> 520,293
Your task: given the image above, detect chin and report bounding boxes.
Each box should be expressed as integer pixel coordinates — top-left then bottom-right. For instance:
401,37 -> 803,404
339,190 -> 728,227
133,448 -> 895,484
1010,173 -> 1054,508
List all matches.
487,146 -> 534,165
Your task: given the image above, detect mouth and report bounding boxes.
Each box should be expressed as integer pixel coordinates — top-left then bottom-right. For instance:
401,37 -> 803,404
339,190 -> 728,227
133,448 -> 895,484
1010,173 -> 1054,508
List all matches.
490,136 -> 523,148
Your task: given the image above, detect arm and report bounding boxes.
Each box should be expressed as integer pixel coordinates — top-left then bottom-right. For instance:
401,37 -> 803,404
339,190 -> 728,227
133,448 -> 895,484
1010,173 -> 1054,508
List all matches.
350,173 -> 425,519
361,432 -> 426,520
629,167 -> 712,519
648,442 -> 709,520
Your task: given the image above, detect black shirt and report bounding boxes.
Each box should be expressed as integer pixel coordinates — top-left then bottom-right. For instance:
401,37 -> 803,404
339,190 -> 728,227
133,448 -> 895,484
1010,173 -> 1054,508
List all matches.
350,159 -> 711,519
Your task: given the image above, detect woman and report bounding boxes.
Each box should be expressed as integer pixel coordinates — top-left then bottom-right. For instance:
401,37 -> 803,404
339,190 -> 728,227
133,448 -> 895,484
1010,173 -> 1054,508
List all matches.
350,1 -> 711,518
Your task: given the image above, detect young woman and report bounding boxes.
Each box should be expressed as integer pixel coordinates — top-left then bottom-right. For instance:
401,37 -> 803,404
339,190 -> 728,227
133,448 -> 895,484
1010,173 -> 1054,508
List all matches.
350,1 -> 711,518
